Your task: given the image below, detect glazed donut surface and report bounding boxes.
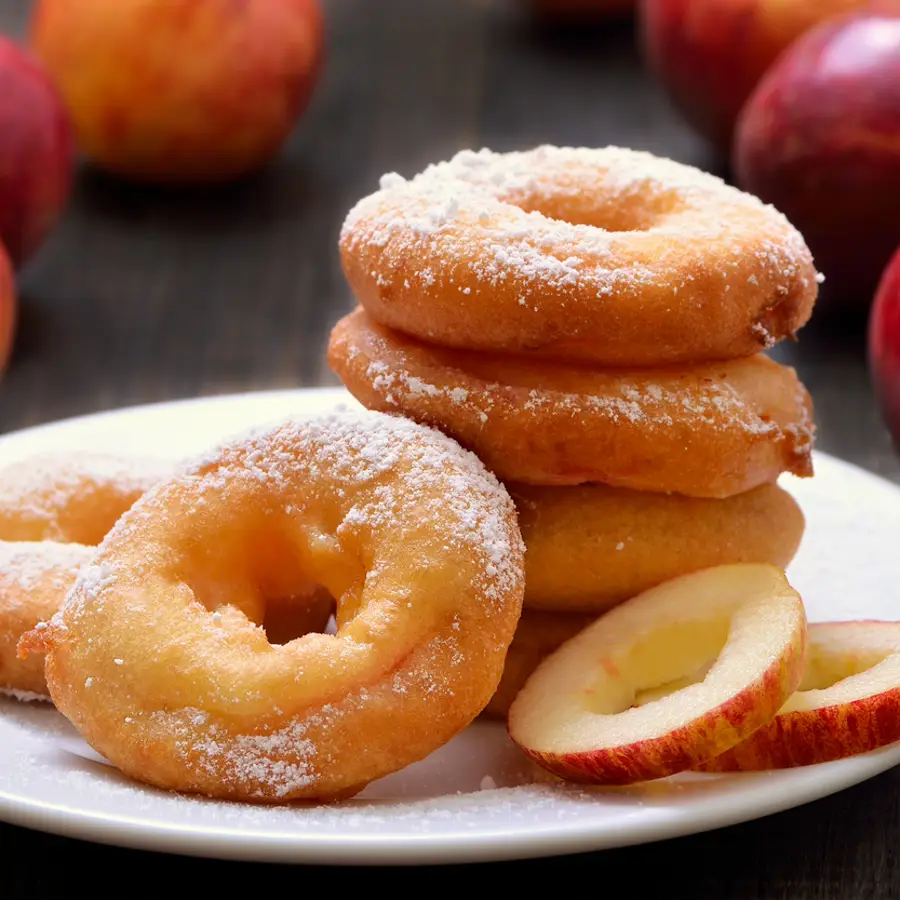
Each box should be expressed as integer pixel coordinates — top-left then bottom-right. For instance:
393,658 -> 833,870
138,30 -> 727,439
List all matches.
328,310 -> 815,497
24,411 -> 525,802
341,146 -> 818,366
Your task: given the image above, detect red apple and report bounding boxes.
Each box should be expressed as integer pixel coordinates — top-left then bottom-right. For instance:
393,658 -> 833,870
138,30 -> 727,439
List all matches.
640,0 -> 871,154
31,0 -> 324,183
0,248 -> 17,371
734,11 -> 900,306
869,247 -> 900,444
703,621 -> 900,770
0,35 -> 72,267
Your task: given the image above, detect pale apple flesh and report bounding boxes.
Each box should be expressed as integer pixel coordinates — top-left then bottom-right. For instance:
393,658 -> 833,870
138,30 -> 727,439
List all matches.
507,564 -> 807,785
703,621 -> 900,771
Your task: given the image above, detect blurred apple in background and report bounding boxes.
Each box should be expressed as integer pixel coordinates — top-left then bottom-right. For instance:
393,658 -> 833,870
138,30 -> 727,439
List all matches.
31,0 -> 325,183
870,248 -> 900,445
640,0 -> 870,154
0,249 -> 16,372
735,10 -> 900,309
0,35 -> 72,268
531,0 -> 635,19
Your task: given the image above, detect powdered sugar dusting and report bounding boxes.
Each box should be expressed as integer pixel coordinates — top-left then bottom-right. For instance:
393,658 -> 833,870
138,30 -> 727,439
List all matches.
161,709 -> 320,800
51,409 -> 524,800
0,541 -> 91,593
342,145 -> 815,301
341,317 -> 789,443
0,687 -> 50,703
0,452 -> 172,542
173,408 -> 523,606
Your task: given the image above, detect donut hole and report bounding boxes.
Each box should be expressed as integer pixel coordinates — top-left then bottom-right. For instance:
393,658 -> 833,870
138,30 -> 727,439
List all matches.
510,185 -> 682,234
178,516 -> 347,647
262,590 -> 336,646
584,617 -> 730,715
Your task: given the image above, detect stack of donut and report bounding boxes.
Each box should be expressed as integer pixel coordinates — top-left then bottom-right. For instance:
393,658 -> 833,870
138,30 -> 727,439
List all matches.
330,145 -> 820,716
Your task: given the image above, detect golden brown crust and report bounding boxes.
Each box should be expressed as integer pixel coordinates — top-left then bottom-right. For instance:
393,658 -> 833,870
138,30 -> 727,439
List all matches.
0,453 -> 170,544
0,542 -> 93,699
328,309 -> 815,497
513,482 -> 805,612
25,412 -> 525,802
340,147 -> 818,366
0,454 -> 173,699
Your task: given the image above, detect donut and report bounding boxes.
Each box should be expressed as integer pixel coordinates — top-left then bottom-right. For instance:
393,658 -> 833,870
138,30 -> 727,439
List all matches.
0,453 -> 174,700
328,309 -> 815,497
1,548 -> 334,703
22,411 -> 525,802
340,146 -> 818,367
0,542 -> 93,700
483,609 -> 594,719
512,482 -> 805,612
0,452 -> 172,544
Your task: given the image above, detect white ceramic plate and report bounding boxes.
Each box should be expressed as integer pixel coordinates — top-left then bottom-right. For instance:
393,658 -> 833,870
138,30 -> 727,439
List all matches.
1,387 -> 899,866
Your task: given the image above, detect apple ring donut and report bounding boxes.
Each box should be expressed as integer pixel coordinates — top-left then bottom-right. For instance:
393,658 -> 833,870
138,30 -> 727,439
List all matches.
328,309 -> 815,497
0,452 -> 172,544
340,146 -> 818,366
0,541 -> 94,701
23,411 -> 525,802
513,482 -> 805,612
0,452 -> 173,700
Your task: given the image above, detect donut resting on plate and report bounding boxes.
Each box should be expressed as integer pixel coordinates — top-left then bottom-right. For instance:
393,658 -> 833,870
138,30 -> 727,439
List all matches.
22,411 -> 525,802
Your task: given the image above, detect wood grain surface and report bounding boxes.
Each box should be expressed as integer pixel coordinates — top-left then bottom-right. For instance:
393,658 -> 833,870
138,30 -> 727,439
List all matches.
1,1 -> 899,896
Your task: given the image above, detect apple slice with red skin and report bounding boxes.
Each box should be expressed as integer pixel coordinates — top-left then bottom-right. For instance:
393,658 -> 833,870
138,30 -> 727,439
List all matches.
507,564 -> 806,785
702,621 -> 900,771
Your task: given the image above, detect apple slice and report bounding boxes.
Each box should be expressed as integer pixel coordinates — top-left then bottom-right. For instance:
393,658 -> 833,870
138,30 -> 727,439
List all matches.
507,564 -> 806,785
702,621 -> 900,771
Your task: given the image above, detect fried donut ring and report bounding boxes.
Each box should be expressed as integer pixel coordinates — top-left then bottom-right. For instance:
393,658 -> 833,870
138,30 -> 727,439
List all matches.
0,453 -> 173,700
513,482 -> 805,612
23,412 -> 525,802
483,609 -> 594,719
0,548 -> 334,702
0,452 -> 172,544
328,310 -> 815,497
0,542 -> 93,700
340,146 -> 818,366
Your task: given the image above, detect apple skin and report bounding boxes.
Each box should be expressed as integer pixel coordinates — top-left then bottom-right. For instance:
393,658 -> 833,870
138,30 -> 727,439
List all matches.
518,624 -> 805,784
641,0 -> 872,154
703,686 -> 900,770
31,0 -> 324,183
0,248 -> 18,372
734,11 -> 900,307
0,35 -> 72,267
703,622 -> 900,770
508,566 -> 808,785
870,248 -> 900,447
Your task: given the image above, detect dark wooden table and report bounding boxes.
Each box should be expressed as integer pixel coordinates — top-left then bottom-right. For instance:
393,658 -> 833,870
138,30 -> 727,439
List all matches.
2,1 -> 899,896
